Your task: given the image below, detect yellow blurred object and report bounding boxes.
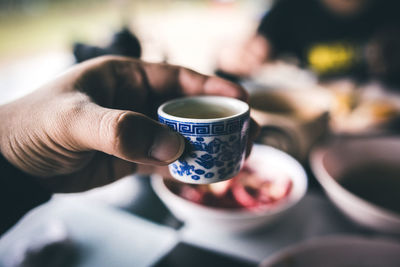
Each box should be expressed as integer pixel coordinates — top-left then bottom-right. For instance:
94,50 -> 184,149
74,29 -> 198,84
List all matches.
366,100 -> 399,119
308,43 -> 356,75
328,81 -> 400,134
332,89 -> 359,116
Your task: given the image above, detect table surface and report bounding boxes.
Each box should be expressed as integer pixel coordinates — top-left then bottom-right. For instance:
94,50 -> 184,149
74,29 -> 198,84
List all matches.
1,175 -> 397,267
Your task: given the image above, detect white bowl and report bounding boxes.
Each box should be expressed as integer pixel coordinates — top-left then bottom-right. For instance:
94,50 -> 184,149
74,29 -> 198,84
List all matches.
260,235 -> 400,267
151,144 -> 307,232
310,137 -> 400,234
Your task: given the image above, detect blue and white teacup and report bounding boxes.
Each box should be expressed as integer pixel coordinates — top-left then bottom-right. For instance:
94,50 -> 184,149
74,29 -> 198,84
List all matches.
158,95 -> 250,184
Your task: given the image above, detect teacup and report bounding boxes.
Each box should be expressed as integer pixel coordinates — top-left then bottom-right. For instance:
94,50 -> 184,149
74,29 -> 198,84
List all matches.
158,95 -> 250,184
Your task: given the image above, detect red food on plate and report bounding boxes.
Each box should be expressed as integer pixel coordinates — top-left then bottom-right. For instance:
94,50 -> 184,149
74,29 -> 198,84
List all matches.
167,164 -> 293,210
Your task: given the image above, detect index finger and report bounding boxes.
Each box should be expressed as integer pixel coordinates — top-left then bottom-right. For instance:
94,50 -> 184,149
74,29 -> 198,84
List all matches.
141,61 -> 248,101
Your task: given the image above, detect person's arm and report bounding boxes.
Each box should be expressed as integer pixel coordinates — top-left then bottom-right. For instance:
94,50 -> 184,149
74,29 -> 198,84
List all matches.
217,0 -> 294,78
217,34 -> 271,78
0,153 -> 51,235
0,56 -> 258,234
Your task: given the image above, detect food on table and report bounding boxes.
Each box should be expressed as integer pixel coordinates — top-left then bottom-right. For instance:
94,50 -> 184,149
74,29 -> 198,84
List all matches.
165,165 -> 293,210
328,82 -> 400,133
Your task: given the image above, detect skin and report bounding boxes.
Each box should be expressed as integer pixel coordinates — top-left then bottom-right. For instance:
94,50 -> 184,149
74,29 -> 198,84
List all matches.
0,56 -> 258,193
218,35 -> 271,78
321,0 -> 371,17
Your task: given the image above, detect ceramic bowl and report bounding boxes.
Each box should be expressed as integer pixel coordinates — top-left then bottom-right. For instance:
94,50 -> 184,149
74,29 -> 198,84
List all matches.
310,137 -> 400,234
151,144 -> 307,232
260,235 -> 400,267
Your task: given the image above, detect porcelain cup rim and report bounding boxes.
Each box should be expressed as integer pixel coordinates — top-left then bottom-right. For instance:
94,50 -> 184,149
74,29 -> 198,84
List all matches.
158,95 -> 249,123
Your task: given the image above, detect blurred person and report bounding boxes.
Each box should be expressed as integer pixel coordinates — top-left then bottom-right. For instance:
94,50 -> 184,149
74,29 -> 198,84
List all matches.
0,56 -> 258,236
217,0 -> 400,86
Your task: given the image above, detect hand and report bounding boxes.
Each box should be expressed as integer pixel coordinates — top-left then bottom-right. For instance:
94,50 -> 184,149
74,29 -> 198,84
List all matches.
0,56 -> 258,193
218,35 -> 271,77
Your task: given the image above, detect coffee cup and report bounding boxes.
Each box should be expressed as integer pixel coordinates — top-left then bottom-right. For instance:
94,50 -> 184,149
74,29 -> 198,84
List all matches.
158,96 -> 250,184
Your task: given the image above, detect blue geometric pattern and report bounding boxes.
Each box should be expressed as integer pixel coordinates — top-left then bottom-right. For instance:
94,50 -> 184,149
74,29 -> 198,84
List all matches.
158,113 -> 248,137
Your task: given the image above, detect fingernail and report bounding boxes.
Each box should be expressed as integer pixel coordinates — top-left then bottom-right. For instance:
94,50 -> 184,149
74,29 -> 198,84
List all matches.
150,130 -> 185,163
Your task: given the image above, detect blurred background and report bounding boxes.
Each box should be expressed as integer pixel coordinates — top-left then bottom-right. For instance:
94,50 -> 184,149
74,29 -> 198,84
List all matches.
0,0 -> 270,103
1,0 -> 400,266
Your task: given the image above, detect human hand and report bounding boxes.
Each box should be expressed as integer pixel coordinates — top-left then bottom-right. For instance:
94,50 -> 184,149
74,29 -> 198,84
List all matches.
0,56 -> 258,193
217,35 -> 271,77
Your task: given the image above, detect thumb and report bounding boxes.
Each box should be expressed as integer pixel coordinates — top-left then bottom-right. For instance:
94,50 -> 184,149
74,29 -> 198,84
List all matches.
68,103 -> 185,165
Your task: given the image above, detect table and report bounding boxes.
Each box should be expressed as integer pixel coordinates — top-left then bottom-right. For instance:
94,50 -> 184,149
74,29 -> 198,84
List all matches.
1,174 -> 395,267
